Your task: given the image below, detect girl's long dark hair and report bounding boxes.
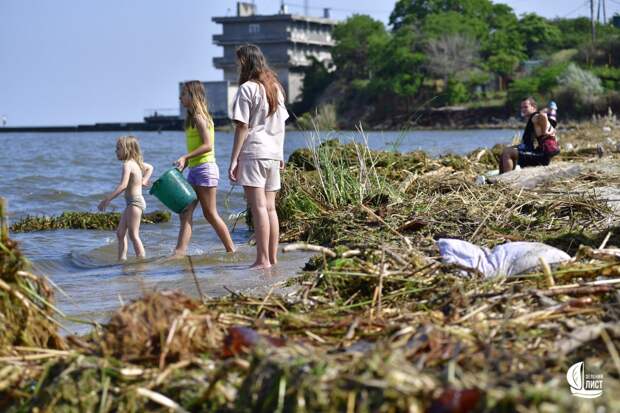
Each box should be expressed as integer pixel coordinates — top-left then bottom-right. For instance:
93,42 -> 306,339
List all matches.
236,44 -> 284,116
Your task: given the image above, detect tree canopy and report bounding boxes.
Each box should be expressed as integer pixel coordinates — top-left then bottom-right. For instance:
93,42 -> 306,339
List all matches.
301,0 -> 620,119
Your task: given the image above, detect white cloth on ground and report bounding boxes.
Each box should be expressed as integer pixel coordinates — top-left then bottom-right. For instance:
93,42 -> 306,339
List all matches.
437,238 -> 571,278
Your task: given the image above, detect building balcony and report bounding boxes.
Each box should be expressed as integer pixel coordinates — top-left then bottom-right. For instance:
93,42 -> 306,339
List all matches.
213,32 -> 335,47
213,56 -> 289,68
213,33 -> 288,45
289,32 -> 335,46
213,57 -> 236,68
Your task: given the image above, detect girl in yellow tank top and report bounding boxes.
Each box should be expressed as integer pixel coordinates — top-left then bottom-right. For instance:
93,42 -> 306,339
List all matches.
185,121 -> 215,166
173,81 -> 235,256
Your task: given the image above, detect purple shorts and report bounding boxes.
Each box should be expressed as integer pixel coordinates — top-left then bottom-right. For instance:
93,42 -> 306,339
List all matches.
187,162 -> 219,187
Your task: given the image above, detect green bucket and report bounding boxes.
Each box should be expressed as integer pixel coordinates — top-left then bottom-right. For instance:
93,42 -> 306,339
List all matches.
149,168 -> 197,214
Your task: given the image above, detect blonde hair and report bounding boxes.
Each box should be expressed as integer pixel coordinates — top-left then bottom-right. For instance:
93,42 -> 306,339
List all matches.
182,81 -> 214,129
116,135 -> 145,172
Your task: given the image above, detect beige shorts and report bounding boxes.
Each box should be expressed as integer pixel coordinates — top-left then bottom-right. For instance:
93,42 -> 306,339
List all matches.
236,159 -> 281,191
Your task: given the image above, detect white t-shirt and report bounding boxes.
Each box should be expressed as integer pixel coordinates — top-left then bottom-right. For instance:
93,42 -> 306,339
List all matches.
232,80 -> 289,161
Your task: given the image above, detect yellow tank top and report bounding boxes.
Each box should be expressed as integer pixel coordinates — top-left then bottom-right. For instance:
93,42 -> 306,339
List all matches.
185,122 -> 215,167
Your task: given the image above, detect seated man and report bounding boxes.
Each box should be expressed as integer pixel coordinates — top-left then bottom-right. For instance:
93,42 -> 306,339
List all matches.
499,97 -> 559,174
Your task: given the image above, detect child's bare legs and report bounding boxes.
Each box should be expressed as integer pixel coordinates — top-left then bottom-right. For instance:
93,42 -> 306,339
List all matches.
116,210 -> 129,261
126,205 -> 145,258
174,200 -> 198,256
196,186 -> 235,252
244,186 -> 271,269
265,190 -> 279,265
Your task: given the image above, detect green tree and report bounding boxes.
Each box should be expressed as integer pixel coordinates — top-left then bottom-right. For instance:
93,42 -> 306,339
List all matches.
389,0 -> 494,29
422,11 -> 487,40
368,27 -> 426,108
483,27 -> 524,89
332,15 -> 388,80
294,57 -> 334,114
518,13 -> 561,58
576,34 -> 620,67
445,79 -> 469,104
550,17 -> 619,49
487,53 -> 520,90
487,3 -> 518,31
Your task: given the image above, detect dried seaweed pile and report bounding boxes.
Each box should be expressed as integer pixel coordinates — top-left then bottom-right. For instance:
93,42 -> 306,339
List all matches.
2,242 -> 619,412
10,210 -> 171,232
0,199 -> 65,355
277,140 -> 616,257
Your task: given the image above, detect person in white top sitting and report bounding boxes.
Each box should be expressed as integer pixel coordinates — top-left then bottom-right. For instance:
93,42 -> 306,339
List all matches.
229,44 -> 289,269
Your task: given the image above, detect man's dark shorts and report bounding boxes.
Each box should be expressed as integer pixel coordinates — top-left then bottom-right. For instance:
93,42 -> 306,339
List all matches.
517,150 -> 550,167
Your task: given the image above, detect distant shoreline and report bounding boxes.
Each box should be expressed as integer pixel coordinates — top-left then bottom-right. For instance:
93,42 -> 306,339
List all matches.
0,122 -> 520,134
0,123 -> 183,133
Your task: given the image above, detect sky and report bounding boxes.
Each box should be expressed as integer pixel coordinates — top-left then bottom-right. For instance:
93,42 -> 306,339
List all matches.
1,0 -> 619,126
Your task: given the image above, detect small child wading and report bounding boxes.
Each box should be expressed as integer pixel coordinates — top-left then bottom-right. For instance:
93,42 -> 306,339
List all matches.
229,44 -> 289,269
173,81 -> 235,256
99,136 -> 153,261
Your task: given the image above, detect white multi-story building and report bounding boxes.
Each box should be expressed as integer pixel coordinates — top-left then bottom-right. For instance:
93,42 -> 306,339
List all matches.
180,2 -> 336,123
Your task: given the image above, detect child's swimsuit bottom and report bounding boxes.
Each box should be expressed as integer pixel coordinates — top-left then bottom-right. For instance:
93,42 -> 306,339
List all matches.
125,194 -> 146,211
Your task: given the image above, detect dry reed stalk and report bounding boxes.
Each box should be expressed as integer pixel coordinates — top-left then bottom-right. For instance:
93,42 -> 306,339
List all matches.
283,243 -> 336,257
136,388 -> 189,413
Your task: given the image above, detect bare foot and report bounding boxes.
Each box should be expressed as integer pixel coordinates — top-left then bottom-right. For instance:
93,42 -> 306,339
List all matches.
157,250 -> 186,263
250,262 -> 272,270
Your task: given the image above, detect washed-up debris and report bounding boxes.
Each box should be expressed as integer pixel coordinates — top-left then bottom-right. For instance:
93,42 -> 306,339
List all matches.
437,238 -> 571,278
10,210 -> 171,232
221,326 -> 285,358
98,291 -> 223,366
277,139 -> 616,258
0,198 -> 65,354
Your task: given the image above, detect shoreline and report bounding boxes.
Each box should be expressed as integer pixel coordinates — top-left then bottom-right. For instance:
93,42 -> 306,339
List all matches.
0,123 -> 526,133
0,120 -> 607,134
0,123 -> 519,133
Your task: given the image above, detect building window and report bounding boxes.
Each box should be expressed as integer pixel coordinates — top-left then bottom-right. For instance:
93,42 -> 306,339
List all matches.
249,24 -> 260,34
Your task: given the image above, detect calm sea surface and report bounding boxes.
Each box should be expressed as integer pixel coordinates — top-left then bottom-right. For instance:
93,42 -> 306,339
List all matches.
0,128 -> 516,334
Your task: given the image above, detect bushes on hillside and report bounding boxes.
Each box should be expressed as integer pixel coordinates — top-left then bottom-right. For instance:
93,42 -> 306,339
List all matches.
554,63 -> 604,115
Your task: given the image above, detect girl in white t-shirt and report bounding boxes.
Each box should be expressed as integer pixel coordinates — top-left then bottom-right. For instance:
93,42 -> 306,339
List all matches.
230,44 -> 289,269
